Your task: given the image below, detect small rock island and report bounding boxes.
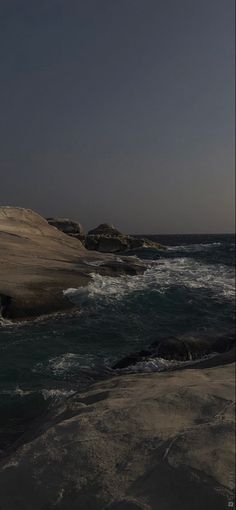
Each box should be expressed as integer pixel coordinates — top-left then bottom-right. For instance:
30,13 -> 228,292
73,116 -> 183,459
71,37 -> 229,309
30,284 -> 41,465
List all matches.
47,218 -> 166,253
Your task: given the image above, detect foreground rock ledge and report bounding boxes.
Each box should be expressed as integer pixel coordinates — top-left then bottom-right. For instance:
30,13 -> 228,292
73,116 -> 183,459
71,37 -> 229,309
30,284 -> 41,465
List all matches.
0,207 -> 145,320
0,361 -> 234,510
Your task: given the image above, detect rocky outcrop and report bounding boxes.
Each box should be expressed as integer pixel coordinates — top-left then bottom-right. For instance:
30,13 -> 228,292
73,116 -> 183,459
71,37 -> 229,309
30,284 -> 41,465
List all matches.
0,207 -> 145,320
85,234 -> 166,253
85,234 -> 129,252
0,360 -> 234,509
47,217 -> 84,238
85,224 -> 166,253
88,223 -> 122,236
46,219 -> 166,254
113,332 -> 236,369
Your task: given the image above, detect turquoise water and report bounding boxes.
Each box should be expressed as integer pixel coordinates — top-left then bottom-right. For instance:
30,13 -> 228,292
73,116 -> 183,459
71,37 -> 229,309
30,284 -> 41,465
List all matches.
0,234 -> 235,450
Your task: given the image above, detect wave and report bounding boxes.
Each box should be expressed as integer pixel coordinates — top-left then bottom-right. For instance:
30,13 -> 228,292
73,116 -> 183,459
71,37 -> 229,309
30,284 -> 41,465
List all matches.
0,386 -> 76,401
117,353 -> 218,373
0,386 -> 33,397
64,257 -> 235,306
0,314 -> 13,326
33,352 -> 97,378
41,388 -> 76,400
168,242 -> 223,252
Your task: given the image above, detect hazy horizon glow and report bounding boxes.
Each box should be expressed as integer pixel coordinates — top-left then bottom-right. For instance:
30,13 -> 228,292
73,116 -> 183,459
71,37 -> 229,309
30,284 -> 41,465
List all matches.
0,0 -> 235,234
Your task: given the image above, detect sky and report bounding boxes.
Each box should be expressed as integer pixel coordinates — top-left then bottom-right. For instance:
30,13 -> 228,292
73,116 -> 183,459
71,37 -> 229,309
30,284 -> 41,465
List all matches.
0,0 -> 235,234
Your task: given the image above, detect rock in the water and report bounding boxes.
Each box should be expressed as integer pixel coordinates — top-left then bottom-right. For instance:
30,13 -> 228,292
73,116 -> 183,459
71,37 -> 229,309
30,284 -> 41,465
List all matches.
86,224 -> 166,253
85,235 -> 129,253
47,217 -> 84,236
88,223 -> 122,236
113,333 -> 236,369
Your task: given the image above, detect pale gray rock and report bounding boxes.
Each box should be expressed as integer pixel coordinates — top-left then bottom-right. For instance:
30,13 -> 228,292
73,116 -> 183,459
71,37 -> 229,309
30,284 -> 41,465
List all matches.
0,361 -> 234,509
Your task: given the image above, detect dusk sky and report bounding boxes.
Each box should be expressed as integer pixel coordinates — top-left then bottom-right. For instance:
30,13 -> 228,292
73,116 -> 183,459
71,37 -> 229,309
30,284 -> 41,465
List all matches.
0,0 -> 234,233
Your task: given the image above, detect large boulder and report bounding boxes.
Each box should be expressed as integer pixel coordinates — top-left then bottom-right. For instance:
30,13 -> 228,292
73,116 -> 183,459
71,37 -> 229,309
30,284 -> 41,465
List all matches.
85,235 -> 129,253
88,223 -> 122,237
47,217 -> 84,237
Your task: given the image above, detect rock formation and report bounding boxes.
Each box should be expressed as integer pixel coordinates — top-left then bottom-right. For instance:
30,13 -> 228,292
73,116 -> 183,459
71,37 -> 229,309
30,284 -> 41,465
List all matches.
0,207 -> 145,320
85,223 -> 166,253
0,359 -> 234,509
88,223 -> 122,236
47,217 -> 84,237
46,219 -> 166,254
84,232 -> 166,253
113,332 -> 236,369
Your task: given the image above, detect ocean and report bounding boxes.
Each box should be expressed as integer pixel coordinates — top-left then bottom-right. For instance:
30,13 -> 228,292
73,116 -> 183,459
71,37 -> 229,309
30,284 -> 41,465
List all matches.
0,234 -> 235,451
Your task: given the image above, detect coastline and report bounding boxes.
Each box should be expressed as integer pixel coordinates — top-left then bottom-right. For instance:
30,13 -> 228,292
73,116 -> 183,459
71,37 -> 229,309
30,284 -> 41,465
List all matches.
0,357 -> 234,510
0,207 -> 146,321
0,207 -> 235,509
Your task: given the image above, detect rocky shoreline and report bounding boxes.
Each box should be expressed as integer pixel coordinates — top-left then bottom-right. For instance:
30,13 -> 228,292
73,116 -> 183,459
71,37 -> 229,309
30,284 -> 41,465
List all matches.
0,354 -> 234,510
0,206 -> 235,509
0,207 -> 147,320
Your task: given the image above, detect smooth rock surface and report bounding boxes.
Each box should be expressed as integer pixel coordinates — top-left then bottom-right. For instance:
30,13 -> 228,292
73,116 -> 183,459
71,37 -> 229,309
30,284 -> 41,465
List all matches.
0,361 -> 234,510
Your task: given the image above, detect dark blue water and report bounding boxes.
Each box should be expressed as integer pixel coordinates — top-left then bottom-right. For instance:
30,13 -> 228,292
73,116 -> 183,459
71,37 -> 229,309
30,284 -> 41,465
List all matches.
0,234 -> 235,449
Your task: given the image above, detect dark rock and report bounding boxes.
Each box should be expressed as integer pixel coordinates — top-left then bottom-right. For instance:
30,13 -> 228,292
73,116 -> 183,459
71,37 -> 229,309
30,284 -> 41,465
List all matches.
85,224 -> 166,253
47,217 -> 84,236
113,333 -> 236,369
88,223 -> 122,236
0,294 -> 12,318
97,236 -> 129,252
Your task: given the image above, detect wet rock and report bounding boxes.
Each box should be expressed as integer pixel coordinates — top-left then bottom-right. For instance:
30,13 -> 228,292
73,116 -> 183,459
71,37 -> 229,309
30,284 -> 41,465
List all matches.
113,333 -> 235,369
0,294 -> 12,318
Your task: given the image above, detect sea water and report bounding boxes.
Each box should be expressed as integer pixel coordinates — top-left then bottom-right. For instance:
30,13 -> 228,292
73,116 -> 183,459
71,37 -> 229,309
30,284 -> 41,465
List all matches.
0,234 -> 235,449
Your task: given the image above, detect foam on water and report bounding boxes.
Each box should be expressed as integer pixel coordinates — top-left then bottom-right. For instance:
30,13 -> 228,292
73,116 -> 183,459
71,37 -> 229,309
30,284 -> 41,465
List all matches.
41,388 -> 76,400
118,353 -> 218,373
168,242 -> 222,252
64,256 -> 235,305
0,386 -> 33,397
33,352 -> 96,377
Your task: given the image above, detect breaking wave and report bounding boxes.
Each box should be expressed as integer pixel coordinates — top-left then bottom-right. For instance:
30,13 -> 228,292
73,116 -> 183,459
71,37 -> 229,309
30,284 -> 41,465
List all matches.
64,256 -> 235,306
117,353 -> 218,373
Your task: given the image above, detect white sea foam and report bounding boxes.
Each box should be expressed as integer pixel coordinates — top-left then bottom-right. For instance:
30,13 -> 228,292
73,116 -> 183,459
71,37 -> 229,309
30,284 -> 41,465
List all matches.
33,352 -> 96,377
0,386 -> 76,400
64,257 -> 235,305
119,353 -> 217,373
41,389 -> 76,400
82,260 -> 104,267
0,315 -> 13,326
0,386 -> 33,397
168,242 -> 223,252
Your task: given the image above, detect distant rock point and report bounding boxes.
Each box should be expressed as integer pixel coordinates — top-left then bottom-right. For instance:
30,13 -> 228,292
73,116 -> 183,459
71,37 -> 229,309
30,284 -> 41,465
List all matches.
88,223 -> 122,237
